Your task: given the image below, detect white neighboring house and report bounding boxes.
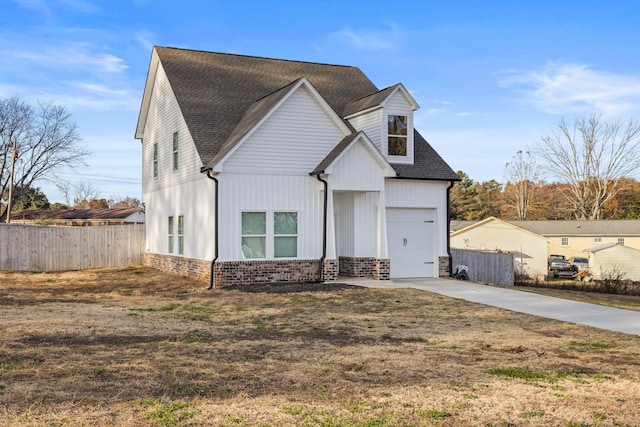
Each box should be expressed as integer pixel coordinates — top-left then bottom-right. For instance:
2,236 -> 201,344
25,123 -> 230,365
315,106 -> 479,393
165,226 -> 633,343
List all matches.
135,46 -> 459,287
585,243 -> 640,281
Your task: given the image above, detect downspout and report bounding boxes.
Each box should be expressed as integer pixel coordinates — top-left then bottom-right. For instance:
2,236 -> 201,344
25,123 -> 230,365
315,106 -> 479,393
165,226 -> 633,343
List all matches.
446,180 -> 455,277
205,169 -> 219,289
315,174 -> 328,282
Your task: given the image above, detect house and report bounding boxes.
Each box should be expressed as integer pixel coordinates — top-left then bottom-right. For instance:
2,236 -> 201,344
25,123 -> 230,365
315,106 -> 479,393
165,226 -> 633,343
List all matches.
585,243 -> 640,281
451,218 -> 640,278
9,208 -> 145,226
134,46 -> 459,287
450,217 -> 548,278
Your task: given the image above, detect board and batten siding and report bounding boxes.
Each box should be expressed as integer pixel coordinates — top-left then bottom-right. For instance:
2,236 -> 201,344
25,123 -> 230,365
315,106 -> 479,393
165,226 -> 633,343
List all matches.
141,62 -> 203,195
143,176 -> 215,260
385,179 -> 449,256
334,192 -> 378,258
0,224 -> 145,271
222,85 -> 347,175
217,173 -> 325,262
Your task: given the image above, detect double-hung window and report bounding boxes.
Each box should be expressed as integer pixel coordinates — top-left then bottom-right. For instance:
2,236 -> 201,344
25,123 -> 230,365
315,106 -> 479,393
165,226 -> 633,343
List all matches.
561,237 -> 569,246
153,143 -> 158,177
168,216 -> 174,254
172,132 -> 179,171
241,211 -> 297,259
387,115 -> 408,156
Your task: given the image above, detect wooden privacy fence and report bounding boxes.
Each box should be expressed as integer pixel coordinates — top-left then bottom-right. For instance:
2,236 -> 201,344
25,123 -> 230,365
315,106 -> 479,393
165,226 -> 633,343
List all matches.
0,224 -> 145,272
451,248 -> 515,286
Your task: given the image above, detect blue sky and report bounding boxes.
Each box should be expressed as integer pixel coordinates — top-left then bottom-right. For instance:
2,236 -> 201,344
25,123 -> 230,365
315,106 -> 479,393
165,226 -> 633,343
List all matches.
2,0 -> 640,203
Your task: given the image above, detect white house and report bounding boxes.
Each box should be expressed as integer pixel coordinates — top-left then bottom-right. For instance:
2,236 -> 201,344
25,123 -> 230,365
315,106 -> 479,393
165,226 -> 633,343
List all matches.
135,46 -> 459,287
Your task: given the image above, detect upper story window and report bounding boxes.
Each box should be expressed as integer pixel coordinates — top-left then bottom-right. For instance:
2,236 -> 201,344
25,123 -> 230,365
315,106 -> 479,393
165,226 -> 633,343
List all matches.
172,132 -> 179,171
153,143 -> 158,177
593,237 -> 603,243
618,237 -> 626,245
388,115 -> 408,156
561,237 -> 569,246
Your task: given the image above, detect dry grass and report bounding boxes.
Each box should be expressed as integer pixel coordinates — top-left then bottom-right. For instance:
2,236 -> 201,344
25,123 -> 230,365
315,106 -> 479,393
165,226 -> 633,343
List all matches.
1,267 -> 640,426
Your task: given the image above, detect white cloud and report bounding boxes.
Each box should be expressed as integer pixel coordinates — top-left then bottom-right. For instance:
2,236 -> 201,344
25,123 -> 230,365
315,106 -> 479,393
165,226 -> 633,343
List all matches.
325,24 -> 403,51
500,62 -> 640,115
135,30 -> 156,51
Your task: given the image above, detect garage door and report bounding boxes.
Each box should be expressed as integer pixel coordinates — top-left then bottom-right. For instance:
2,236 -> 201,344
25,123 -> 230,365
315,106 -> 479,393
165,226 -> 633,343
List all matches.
387,208 -> 436,278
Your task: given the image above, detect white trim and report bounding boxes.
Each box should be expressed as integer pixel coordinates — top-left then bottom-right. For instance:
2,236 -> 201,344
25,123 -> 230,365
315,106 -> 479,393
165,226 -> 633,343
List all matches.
324,132 -> 395,177
135,48 -> 160,140
240,210 -> 300,260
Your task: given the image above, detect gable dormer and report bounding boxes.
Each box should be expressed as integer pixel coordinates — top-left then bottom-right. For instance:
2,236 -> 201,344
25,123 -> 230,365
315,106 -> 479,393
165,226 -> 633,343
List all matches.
343,83 -> 419,165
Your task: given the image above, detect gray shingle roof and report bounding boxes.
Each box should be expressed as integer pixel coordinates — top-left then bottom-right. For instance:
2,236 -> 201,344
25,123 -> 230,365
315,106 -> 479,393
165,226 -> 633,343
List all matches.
154,46 -> 458,181
342,84 -> 399,117
311,132 -> 362,175
511,220 -> 640,236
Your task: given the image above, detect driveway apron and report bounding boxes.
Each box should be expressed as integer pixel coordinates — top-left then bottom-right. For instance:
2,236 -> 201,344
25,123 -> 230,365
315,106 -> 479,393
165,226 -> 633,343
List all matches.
346,277 -> 640,336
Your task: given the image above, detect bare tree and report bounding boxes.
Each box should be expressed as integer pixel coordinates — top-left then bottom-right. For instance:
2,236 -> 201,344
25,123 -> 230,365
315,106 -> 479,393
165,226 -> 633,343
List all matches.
536,114 -> 640,220
0,97 -> 89,220
70,181 -> 102,208
503,150 -> 541,220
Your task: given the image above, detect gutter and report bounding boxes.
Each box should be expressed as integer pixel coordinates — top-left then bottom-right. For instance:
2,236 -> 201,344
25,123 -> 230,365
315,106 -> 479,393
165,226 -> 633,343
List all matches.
313,173 -> 329,282
203,168 -> 219,289
446,180 -> 456,277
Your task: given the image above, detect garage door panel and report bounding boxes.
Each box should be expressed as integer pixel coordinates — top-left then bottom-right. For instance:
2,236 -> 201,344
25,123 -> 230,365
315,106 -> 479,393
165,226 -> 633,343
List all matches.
387,208 -> 436,278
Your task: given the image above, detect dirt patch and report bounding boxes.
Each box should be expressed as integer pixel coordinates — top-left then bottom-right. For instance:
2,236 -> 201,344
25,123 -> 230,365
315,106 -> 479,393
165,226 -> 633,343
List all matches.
1,267 -> 640,426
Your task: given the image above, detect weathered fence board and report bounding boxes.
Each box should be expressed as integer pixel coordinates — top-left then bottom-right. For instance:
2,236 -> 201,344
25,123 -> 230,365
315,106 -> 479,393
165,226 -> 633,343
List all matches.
451,248 -> 515,286
0,224 -> 145,271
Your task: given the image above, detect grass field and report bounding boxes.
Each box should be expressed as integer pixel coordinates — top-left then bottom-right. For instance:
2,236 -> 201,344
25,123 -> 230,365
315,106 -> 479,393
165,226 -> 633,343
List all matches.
1,266 -> 640,426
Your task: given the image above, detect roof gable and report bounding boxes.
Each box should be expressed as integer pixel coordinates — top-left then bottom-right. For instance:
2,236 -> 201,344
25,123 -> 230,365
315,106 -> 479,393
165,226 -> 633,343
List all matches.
209,78 -> 351,172
343,83 -> 419,118
451,216 -> 548,241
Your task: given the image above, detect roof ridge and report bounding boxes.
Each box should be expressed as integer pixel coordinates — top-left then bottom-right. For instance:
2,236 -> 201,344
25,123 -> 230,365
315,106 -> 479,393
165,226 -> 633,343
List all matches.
156,46 -> 362,70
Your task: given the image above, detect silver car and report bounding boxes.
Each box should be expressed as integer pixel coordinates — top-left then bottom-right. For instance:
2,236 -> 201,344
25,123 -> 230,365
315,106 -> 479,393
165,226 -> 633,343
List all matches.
569,256 -> 589,272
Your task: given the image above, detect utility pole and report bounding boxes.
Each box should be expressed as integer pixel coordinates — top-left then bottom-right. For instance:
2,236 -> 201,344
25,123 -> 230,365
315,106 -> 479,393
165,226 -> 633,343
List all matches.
6,138 -> 17,224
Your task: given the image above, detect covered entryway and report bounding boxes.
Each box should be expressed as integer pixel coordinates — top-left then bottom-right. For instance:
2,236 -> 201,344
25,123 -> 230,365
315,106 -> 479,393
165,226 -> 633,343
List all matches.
387,208 -> 435,278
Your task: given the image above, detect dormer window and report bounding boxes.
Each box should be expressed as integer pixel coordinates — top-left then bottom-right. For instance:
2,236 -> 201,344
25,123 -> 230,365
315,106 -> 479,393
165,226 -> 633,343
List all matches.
388,115 -> 407,156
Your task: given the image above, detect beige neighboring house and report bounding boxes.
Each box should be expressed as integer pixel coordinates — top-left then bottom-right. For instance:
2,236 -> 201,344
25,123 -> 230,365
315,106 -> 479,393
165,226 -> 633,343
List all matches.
585,243 -> 640,281
510,220 -> 640,258
450,217 -> 549,279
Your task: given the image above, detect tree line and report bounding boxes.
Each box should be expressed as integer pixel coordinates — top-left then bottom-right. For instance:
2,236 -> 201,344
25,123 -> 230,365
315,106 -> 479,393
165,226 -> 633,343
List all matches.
453,114 -> 640,221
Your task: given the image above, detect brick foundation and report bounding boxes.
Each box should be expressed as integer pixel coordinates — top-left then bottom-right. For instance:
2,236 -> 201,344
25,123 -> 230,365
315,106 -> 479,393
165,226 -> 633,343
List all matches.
144,252 -> 342,287
439,256 -> 451,277
338,257 -> 390,280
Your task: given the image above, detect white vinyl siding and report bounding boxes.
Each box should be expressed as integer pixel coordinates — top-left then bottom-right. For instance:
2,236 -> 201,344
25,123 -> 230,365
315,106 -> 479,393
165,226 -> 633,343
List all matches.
222,85 -> 347,174
346,109 -> 383,152
141,63 -> 203,194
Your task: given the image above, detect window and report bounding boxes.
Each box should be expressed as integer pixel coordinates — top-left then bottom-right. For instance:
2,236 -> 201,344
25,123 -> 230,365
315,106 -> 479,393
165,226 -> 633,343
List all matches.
178,215 -> 184,255
387,115 -> 407,156
618,237 -> 626,245
168,216 -> 174,254
172,132 -> 179,171
241,211 -> 298,259
153,143 -> 158,177
242,212 -> 266,258
274,212 -> 297,257
593,237 -> 603,243
561,237 -> 569,246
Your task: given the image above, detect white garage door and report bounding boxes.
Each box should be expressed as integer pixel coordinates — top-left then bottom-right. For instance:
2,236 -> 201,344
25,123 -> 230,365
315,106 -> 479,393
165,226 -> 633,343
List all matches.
387,208 -> 436,278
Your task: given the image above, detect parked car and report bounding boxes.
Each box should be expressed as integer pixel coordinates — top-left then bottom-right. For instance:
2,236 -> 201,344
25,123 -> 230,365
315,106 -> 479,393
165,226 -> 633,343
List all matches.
568,256 -> 589,272
548,254 -> 573,277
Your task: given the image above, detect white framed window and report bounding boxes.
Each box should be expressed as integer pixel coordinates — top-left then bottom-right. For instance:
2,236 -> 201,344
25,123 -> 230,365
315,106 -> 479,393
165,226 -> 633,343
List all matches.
241,211 -> 298,259
561,237 -> 569,246
618,237 -> 626,245
593,237 -> 603,243
168,216 -> 174,254
178,215 -> 184,255
387,114 -> 407,156
172,132 -> 179,171
153,143 -> 158,177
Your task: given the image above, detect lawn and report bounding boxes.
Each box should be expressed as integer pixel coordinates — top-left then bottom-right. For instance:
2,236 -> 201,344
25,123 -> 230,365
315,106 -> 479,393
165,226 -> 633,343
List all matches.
1,267 -> 640,426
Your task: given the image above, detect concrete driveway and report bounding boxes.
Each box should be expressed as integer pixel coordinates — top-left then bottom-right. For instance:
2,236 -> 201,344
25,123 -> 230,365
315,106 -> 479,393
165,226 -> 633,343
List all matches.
343,277 -> 640,336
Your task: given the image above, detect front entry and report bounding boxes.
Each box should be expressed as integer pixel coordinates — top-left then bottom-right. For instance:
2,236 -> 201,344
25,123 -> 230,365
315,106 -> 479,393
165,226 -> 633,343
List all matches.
387,208 -> 435,278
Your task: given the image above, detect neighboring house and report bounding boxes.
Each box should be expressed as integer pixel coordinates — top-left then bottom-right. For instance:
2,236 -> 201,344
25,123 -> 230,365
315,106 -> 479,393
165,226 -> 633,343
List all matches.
451,218 -> 640,278
135,46 -> 459,287
9,208 -> 145,226
585,243 -> 640,281
450,217 -> 548,278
